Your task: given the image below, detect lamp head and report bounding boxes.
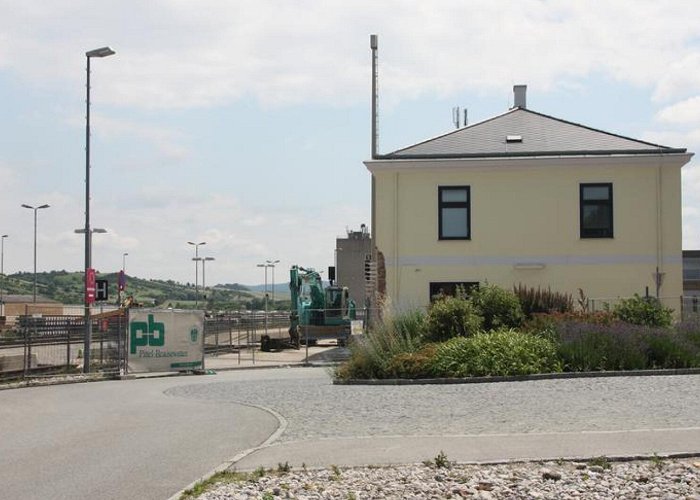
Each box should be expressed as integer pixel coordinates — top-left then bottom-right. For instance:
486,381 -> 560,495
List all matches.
86,47 -> 115,58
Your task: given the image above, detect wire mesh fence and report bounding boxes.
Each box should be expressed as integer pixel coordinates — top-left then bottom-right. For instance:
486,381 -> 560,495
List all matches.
0,309 -> 126,381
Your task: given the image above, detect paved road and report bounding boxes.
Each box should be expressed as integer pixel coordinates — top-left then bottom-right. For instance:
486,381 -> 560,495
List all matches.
0,373 -> 278,500
1,368 -> 699,499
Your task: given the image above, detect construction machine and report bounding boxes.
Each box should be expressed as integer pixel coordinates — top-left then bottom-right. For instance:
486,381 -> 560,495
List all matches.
288,265 -> 356,347
258,265 -> 357,351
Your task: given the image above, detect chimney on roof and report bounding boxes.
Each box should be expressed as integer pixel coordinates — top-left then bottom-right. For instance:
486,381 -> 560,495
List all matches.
513,85 -> 527,109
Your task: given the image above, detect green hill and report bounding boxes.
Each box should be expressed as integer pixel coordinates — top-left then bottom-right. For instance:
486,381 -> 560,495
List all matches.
0,271 -> 286,311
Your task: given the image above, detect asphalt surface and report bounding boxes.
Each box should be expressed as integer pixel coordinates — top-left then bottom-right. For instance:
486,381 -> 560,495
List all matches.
0,374 -> 277,500
1,365 -> 699,500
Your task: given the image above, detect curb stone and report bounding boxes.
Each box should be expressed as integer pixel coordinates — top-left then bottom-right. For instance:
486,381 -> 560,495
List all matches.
333,367 -> 700,385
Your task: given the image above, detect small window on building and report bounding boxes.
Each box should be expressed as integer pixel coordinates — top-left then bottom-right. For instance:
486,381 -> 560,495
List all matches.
439,186 -> 470,240
430,282 -> 479,302
580,183 -> 613,238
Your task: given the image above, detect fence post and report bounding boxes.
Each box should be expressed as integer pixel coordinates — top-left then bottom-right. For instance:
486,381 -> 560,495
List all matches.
215,319 -> 219,356
680,295 -> 684,320
66,318 -> 71,372
23,306 -> 29,378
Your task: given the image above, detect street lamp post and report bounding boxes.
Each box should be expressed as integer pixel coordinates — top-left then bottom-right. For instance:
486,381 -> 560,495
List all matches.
1,234 -> 7,310
21,204 -> 50,303
187,241 -> 206,307
84,46 -> 115,374
266,259 -> 280,304
122,252 -> 128,273
256,263 -> 271,336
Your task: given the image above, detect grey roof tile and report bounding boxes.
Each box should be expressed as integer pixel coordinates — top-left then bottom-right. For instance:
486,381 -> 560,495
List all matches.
385,108 -> 685,158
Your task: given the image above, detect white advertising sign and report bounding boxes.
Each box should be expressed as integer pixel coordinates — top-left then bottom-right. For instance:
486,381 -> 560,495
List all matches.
127,309 -> 204,373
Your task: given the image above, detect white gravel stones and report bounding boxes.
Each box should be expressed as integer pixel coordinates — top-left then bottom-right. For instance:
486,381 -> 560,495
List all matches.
195,459 -> 699,500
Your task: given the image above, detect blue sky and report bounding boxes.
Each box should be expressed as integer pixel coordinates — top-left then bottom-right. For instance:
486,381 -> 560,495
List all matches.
1,1 -> 699,286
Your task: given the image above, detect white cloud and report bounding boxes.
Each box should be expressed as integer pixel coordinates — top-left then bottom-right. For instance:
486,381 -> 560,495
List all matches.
2,1 -> 700,110
3,0 -> 700,280
656,96 -> 700,125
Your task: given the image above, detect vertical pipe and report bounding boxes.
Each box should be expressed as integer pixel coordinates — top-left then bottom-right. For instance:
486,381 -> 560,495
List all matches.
33,209 -> 37,303
394,173 -> 399,302
370,34 -> 378,159
194,246 -> 199,307
84,55 -> 92,373
655,161 -> 663,298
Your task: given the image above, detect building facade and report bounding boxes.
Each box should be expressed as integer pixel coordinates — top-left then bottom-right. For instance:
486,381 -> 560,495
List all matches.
683,250 -> 700,296
336,225 -> 372,307
364,86 -> 693,311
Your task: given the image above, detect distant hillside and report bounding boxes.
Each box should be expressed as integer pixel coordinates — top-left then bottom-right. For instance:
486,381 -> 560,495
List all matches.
0,271 -> 288,311
215,283 -> 251,291
246,283 -> 292,296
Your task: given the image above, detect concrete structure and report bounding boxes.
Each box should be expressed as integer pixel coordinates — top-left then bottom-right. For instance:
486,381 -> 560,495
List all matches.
683,250 -> 700,296
1,294 -> 63,317
364,86 -> 693,311
335,225 -> 372,306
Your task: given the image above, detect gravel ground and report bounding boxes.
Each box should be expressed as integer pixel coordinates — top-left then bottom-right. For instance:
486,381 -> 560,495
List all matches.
195,458 -> 700,499
165,370 -> 700,441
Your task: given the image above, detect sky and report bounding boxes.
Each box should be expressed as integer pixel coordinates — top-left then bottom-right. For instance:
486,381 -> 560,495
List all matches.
1,0 -> 699,286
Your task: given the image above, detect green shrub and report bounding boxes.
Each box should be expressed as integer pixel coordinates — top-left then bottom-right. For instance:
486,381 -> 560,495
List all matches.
471,284 -> 524,330
613,294 -> 673,327
514,284 -> 574,317
425,296 -> 483,342
335,309 -> 427,380
554,320 -> 700,371
386,344 -> 438,379
430,329 -> 561,377
556,323 -> 646,371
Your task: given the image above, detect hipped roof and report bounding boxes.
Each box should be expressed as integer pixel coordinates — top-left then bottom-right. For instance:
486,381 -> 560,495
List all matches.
382,107 -> 686,159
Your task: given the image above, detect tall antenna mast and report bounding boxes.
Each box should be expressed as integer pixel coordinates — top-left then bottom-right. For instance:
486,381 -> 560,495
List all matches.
370,34 -> 378,159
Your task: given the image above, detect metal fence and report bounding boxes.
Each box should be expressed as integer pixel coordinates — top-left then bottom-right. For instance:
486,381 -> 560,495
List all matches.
203,311 -> 292,354
0,312 -> 126,381
585,295 -> 700,321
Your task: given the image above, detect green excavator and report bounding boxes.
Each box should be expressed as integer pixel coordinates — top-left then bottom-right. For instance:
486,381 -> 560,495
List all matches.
288,265 -> 356,347
259,265 -> 357,351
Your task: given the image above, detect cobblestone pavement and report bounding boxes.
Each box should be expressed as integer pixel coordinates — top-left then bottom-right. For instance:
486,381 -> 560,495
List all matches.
165,368 -> 700,443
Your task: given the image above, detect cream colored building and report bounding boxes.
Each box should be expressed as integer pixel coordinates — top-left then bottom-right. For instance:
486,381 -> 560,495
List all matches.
364,86 -> 693,311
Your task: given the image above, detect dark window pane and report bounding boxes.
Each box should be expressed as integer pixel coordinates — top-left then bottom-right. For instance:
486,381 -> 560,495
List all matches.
441,188 -> 468,203
582,205 -> 611,229
430,282 -> 479,302
441,208 -> 468,237
582,186 -> 611,201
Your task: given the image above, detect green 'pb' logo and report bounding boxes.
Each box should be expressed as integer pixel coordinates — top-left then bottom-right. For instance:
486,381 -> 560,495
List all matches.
130,314 -> 165,354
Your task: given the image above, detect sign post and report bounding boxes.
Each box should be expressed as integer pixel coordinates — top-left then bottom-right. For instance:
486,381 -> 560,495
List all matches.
85,268 -> 96,304
95,279 -> 108,301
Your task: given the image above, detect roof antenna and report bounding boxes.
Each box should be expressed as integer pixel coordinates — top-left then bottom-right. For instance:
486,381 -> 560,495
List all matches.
452,106 -> 467,129
370,34 -> 379,158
